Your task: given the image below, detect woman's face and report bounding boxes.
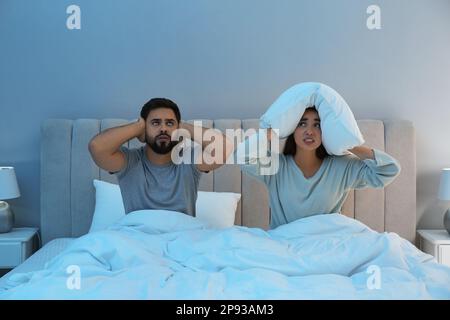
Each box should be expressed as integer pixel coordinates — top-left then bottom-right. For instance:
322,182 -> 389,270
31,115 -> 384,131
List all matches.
293,109 -> 322,152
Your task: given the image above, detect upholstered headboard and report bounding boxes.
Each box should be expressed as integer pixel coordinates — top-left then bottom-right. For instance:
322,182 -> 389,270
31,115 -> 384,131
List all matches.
40,119 -> 416,244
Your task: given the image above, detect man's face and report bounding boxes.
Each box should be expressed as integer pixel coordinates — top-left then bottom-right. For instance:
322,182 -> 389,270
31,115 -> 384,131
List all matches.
145,108 -> 179,154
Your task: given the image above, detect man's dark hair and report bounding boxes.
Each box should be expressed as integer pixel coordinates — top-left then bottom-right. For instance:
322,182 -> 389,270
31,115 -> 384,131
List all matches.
140,98 -> 181,123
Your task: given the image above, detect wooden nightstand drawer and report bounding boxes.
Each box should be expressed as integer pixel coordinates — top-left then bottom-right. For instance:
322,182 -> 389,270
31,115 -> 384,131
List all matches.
439,245 -> 450,266
0,242 -> 22,267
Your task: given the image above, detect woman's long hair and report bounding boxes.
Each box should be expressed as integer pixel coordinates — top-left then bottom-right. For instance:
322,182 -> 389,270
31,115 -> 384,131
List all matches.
282,107 -> 329,159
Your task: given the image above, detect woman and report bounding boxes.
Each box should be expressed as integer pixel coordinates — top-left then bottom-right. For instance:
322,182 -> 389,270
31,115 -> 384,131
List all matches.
240,107 -> 401,229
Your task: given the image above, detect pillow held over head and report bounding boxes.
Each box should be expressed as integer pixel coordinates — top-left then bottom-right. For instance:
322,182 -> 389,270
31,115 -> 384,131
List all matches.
259,82 -> 364,155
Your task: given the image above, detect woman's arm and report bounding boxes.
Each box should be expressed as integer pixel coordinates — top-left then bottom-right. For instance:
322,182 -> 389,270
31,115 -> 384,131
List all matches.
344,147 -> 401,189
235,128 -> 280,182
348,146 -> 375,160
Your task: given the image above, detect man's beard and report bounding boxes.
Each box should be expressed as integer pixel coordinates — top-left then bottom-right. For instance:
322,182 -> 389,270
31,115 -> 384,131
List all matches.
146,133 -> 178,155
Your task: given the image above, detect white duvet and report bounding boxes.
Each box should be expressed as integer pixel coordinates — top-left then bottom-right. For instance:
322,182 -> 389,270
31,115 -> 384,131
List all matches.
1,210 -> 449,299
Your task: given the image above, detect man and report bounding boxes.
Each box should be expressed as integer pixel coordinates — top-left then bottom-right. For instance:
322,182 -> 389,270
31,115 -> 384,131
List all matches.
88,98 -> 233,216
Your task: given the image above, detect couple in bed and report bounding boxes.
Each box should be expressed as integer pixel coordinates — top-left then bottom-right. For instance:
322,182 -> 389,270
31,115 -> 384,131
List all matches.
88,97 -> 401,229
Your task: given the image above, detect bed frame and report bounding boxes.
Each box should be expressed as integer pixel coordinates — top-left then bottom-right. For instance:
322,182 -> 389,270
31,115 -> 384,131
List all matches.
40,119 -> 416,244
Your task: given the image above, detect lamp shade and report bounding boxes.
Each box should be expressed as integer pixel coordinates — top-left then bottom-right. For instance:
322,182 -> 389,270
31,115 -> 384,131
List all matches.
438,168 -> 450,201
0,167 -> 20,200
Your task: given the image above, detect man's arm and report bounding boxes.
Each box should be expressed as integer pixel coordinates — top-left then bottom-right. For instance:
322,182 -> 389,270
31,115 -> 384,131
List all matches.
179,121 -> 234,172
88,118 -> 146,173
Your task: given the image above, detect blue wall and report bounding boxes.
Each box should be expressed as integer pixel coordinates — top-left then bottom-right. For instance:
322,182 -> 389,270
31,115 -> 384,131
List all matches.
1,0 -> 450,229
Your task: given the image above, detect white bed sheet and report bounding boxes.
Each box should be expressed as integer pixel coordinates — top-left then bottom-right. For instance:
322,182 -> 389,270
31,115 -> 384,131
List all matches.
1,210 -> 449,299
0,238 -> 74,289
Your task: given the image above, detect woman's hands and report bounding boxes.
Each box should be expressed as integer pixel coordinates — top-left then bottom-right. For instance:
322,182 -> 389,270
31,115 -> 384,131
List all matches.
348,146 -> 375,160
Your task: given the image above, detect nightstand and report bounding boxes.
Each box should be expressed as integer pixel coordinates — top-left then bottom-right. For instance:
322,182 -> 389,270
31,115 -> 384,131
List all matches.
417,229 -> 450,267
0,227 -> 39,269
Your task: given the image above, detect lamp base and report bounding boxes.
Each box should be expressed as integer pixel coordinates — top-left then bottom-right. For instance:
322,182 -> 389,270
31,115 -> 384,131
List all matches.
444,208 -> 450,236
0,201 -> 14,233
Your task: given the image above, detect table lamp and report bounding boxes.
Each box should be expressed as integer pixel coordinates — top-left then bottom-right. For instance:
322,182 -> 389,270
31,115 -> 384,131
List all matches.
438,168 -> 450,235
0,167 -> 20,233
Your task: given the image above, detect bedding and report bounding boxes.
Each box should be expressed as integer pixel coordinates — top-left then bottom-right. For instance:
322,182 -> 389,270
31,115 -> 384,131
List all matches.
0,238 -> 74,289
195,191 -> 241,228
0,210 -> 449,299
89,179 -> 125,233
89,180 -> 241,232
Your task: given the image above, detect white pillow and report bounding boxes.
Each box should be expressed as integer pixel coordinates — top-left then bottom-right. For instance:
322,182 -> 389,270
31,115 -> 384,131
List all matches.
195,191 -> 241,228
89,180 -> 241,232
89,179 -> 126,233
259,82 -> 364,155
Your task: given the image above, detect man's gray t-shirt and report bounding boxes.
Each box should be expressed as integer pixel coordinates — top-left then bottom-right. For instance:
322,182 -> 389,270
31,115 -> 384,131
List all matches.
113,146 -> 202,216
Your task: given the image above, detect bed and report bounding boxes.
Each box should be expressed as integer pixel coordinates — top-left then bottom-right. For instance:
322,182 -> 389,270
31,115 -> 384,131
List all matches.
1,118 -> 449,299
